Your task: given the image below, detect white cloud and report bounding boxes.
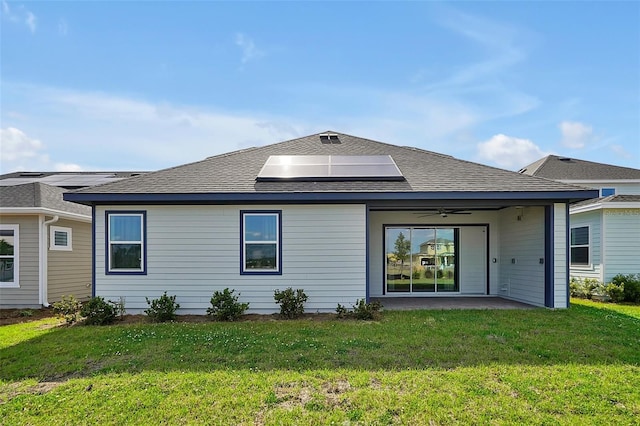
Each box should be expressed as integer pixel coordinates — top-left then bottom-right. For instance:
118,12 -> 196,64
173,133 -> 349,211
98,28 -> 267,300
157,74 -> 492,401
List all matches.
58,18 -> 68,36
0,127 -> 85,172
559,121 -> 593,149
235,33 -> 265,64
1,1 -> 37,33
476,134 -> 550,169
0,127 -> 43,162
1,83 -> 311,171
610,144 -> 633,159
25,10 -> 36,33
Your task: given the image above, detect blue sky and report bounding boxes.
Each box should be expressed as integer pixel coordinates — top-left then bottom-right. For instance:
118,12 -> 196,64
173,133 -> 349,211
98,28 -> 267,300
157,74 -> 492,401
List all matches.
1,1 -> 638,173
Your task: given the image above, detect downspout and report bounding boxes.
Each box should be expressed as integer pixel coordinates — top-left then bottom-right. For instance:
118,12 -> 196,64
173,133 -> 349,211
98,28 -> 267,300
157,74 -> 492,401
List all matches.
40,215 -> 59,307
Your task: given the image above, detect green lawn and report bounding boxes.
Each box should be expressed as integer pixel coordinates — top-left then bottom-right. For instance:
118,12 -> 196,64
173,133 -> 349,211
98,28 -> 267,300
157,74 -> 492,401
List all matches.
1,300 -> 639,425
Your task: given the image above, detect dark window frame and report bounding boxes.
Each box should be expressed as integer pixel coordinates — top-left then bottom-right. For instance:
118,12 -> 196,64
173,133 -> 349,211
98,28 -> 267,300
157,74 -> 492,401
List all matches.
240,210 -> 282,275
105,210 -> 147,275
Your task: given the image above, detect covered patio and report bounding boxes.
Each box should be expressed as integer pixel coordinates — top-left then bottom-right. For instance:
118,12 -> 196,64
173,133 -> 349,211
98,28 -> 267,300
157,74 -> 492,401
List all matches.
372,296 -> 537,310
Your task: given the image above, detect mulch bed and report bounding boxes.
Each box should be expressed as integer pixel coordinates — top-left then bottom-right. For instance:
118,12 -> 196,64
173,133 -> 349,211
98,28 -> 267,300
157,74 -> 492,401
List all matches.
0,309 -> 338,327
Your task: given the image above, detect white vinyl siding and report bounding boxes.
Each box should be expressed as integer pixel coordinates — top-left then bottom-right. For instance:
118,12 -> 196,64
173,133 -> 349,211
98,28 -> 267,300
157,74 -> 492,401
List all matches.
568,210 -> 602,281
0,216 -> 39,308
498,206 -> 545,307
602,208 -> 640,283
553,203 -> 568,308
94,205 -> 366,314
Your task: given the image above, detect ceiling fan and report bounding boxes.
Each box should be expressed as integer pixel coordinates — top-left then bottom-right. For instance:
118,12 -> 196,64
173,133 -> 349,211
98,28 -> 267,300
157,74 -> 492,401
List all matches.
415,209 -> 472,218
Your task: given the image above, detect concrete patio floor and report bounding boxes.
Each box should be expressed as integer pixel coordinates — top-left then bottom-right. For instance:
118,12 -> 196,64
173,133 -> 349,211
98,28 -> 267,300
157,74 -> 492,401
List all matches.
371,296 -> 537,310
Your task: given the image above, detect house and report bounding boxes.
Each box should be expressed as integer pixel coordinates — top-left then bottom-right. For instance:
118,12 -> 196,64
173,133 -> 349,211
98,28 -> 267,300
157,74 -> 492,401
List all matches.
64,132 -> 598,313
0,172 -> 143,308
520,155 -> 640,283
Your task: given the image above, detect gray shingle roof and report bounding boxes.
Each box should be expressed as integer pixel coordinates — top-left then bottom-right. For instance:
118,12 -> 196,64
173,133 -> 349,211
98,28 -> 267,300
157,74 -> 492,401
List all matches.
519,155 -> 640,180
0,182 -> 91,216
66,132 -> 597,203
571,194 -> 640,208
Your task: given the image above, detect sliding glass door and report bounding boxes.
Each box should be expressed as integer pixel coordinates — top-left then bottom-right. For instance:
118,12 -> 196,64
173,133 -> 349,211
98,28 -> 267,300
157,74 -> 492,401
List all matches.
385,227 -> 458,294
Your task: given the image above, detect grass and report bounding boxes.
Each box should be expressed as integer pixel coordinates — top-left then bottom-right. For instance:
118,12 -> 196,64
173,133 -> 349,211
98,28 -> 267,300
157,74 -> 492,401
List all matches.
1,301 -> 639,425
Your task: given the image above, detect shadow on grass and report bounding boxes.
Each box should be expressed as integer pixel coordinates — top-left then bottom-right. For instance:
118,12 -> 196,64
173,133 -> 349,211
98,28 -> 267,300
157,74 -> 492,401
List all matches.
1,304 -> 639,383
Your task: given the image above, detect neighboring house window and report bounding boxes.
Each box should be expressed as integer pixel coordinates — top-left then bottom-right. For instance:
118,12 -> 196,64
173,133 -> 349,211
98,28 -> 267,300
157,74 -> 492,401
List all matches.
570,226 -> 589,266
0,224 -> 19,288
106,211 -> 146,274
241,211 -> 281,274
600,188 -> 615,197
50,226 -> 72,251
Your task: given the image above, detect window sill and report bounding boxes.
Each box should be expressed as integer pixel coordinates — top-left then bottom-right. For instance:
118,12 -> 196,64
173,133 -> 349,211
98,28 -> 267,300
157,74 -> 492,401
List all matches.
0,283 -> 20,288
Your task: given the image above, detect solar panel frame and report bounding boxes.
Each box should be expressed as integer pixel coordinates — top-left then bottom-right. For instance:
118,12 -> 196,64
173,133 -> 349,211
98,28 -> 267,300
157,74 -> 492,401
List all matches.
257,155 -> 404,181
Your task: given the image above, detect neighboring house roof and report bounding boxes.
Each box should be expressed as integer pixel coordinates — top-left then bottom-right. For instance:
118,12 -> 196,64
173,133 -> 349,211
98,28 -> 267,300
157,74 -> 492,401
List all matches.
519,155 -> 640,180
0,182 -> 91,219
65,131 -> 598,205
570,194 -> 640,213
0,171 -> 146,189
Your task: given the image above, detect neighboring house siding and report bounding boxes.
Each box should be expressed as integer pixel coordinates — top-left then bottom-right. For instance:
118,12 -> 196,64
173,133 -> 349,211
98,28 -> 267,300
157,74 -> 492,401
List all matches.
0,215 -> 40,308
47,219 -> 92,303
499,207 -> 545,307
568,210 -> 602,281
94,204 -> 366,314
553,203 -> 568,308
602,208 -> 640,283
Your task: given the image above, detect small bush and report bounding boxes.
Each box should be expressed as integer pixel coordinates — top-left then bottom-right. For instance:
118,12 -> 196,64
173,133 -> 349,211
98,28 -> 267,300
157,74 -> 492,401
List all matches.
107,296 -> 126,319
604,282 -> 625,303
19,309 -> 34,317
207,288 -> 249,321
412,268 -> 422,280
274,288 -> 307,319
80,297 -> 117,325
611,274 -> 640,303
569,277 -> 601,299
335,303 -> 349,318
145,292 -> 180,322
336,299 -> 383,320
53,295 -> 82,325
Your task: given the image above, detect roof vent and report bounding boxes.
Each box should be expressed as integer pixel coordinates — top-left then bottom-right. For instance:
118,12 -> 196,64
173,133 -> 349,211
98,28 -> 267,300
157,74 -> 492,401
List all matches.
559,157 -> 572,162
19,172 -> 44,177
319,132 -> 341,144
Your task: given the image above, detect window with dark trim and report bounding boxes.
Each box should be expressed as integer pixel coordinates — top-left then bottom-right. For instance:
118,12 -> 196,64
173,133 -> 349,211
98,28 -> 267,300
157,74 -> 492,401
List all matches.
570,226 -> 589,266
241,211 -> 281,275
106,211 -> 146,274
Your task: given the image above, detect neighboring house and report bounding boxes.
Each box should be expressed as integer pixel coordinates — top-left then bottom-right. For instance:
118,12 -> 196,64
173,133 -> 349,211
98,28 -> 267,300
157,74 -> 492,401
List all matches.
65,132 -> 597,313
520,155 -> 640,283
0,172 -> 143,309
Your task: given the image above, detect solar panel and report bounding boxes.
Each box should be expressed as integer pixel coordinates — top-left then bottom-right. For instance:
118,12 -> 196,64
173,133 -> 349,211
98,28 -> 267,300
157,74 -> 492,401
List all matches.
257,155 -> 404,181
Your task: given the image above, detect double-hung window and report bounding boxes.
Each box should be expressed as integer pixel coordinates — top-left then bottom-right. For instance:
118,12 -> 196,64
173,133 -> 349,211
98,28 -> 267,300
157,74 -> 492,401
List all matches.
106,211 -> 146,274
241,211 -> 281,274
0,225 -> 19,287
570,226 -> 589,266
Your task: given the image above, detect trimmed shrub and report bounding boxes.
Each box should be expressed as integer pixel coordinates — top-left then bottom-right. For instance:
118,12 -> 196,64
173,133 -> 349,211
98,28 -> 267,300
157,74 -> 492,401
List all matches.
207,288 -> 249,321
81,296 -> 117,325
611,274 -> 640,303
274,288 -> 307,319
145,292 -> 180,322
335,299 -> 383,320
412,268 -> 422,280
604,282 -> 625,303
53,295 -> 82,325
569,277 -> 601,299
